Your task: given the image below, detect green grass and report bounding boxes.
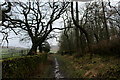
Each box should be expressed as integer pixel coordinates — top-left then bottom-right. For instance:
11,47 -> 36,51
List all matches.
0,48 -> 29,59
49,51 -> 57,53
0,53 -> 25,59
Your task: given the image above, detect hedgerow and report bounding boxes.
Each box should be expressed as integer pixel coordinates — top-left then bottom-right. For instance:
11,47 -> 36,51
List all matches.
2,53 -> 47,78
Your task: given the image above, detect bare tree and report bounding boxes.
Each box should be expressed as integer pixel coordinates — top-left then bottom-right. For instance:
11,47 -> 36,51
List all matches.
0,2 -> 12,47
2,1 -> 70,55
71,2 -> 92,59
101,0 -> 109,40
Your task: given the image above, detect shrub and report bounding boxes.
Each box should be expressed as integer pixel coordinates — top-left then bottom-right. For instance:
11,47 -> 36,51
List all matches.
2,53 -> 47,78
92,38 -> 120,56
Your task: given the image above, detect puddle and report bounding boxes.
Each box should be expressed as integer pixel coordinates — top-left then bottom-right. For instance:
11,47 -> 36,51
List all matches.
54,57 -> 64,79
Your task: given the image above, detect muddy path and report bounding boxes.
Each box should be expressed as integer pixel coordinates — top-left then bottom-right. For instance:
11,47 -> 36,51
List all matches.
32,54 -> 76,79
54,56 -> 64,79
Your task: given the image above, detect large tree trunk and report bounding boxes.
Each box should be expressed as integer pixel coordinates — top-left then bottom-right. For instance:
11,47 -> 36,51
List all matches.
75,2 -> 80,53
102,1 -> 109,40
71,2 -> 92,59
27,44 -> 37,55
75,2 -> 83,56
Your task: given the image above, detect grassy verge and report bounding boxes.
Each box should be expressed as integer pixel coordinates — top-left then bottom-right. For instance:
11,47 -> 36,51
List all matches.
59,54 -> 120,79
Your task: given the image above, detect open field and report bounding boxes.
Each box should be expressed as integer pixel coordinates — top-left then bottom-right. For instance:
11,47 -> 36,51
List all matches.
0,47 -> 29,59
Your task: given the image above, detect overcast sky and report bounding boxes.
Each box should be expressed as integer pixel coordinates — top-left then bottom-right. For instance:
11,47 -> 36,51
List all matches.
0,0 -> 119,48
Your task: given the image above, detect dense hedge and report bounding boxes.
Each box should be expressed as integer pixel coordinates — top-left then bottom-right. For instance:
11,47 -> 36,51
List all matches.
2,53 -> 47,78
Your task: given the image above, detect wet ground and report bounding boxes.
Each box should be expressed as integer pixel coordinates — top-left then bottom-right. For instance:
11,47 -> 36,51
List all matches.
32,54 -> 76,79
32,54 -> 64,79
54,56 -> 64,79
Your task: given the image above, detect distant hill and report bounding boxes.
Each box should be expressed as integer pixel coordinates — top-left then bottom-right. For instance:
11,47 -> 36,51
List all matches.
50,45 -> 59,52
